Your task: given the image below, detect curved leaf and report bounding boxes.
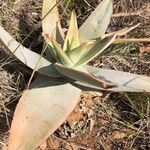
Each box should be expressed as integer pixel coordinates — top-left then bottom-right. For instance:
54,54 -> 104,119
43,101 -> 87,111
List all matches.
55,63 -> 116,89
8,75 -> 81,150
68,40 -> 95,63
76,65 -> 150,92
51,36 -> 74,67
73,34 -> 116,67
0,25 -> 60,77
42,0 -> 64,46
104,23 -> 140,38
63,11 -> 80,52
79,0 -> 113,42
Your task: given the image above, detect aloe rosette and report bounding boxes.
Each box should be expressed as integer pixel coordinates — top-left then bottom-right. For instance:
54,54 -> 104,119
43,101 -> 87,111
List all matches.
0,0 -> 150,149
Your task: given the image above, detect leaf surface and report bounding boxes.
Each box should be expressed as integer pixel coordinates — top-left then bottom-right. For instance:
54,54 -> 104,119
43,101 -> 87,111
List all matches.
79,0 -> 113,42
0,25 -> 60,77
42,0 -> 64,61
55,63 -> 116,89
73,35 -> 116,67
51,37 -> 74,67
74,65 -> 150,92
8,75 -> 81,150
42,0 -> 64,47
67,41 -> 94,63
63,11 -> 80,52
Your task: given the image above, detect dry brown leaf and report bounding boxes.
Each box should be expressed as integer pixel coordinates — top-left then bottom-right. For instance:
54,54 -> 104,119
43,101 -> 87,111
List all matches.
67,111 -> 83,124
81,93 -> 94,113
46,137 -> 60,149
67,92 -> 94,124
99,118 -> 109,125
111,131 -> 126,140
140,46 -> 150,54
64,143 -> 79,150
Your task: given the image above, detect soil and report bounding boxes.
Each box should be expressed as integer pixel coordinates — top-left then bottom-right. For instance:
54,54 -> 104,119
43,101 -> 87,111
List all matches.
0,0 -> 150,149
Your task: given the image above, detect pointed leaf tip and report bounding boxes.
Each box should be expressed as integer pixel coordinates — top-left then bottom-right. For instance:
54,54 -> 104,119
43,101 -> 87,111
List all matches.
63,10 -> 80,52
79,0 -> 113,42
51,36 -> 74,67
42,0 -> 59,37
8,75 -> 81,150
83,65 -> 150,92
74,34 -> 116,67
42,0 -> 64,46
0,25 -> 60,77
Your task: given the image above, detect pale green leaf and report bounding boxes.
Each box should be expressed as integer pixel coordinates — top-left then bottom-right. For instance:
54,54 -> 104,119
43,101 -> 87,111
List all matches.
51,36 -> 74,67
73,65 -> 150,92
55,25 -> 64,46
8,75 -> 81,150
42,0 -> 60,37
55,63 -> 116,89
42,0 -> 58,35
74,34 -> 116,67
42,0 -> 64,46
67,41 -> 94,63
63,11 -> 80,52
0,25 -> 60,77
42,0 -> 64,60
79,0 -> 113,42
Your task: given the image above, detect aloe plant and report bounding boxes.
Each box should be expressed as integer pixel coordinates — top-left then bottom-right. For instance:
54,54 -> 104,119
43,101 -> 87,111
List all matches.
0,0 -> 150,149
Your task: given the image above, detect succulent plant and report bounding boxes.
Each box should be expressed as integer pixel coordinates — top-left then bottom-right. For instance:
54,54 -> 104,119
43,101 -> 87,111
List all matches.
0,0 -> 150,149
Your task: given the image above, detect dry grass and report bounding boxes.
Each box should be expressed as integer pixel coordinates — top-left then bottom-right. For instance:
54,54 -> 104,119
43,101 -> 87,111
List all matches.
0,47 -> 27,149
0,0 -> 150,149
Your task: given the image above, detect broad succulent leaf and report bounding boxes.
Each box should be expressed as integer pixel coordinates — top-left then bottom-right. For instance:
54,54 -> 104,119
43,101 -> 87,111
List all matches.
55,63 -> 116,89
0,25 -> 60,77
63,11 -> 80,52
79,0 -> 113,42
42,0 -> 64,42
73,34 -> 116,67
42,0 -> 64,60
67,40 -> 94,63
8,75 -> 81,150
51,36 -> 74,67
73,65 -> 150,92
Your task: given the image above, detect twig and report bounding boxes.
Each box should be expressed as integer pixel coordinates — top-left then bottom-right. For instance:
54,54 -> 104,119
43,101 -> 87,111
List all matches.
112,9 -> 150,21
114,38 -> 150,43
112,12 -> 141,18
